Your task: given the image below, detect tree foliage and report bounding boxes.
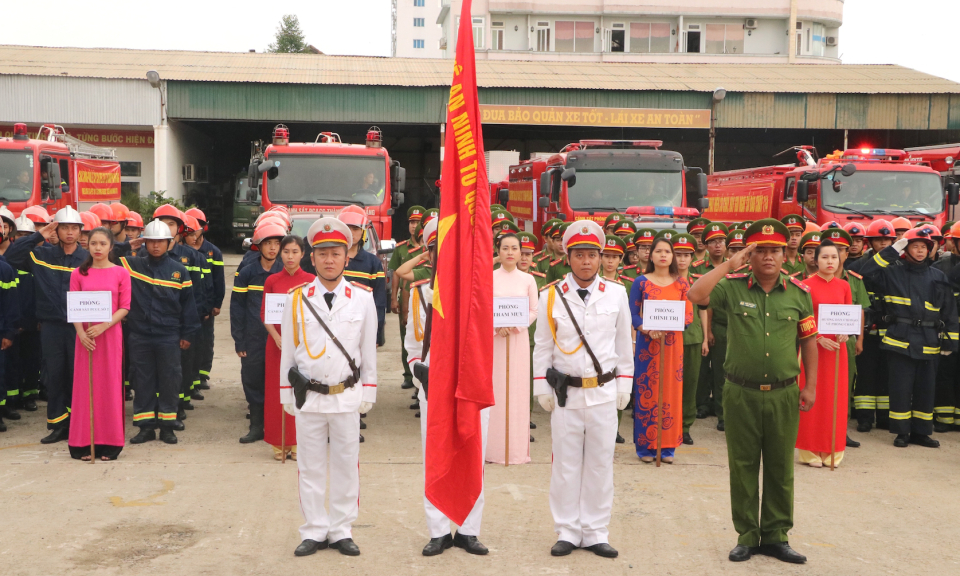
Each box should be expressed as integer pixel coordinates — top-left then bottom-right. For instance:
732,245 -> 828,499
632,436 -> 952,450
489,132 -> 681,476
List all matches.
267,15 -> 308,53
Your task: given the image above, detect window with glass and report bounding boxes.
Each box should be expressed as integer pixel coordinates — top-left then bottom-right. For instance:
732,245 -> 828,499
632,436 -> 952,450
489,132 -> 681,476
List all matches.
567,170 -> 684,210
120,181 -> 140,197
536,23 -> 550,51
826,171 -> 945,216
265,155 -> 386,207
629,22 -> 670,53
414,39 -> 425,49
705,24 -> 744,54
0,150 -> 34,202
555,21 -> 594,53
120,161 -> 141,177
491,22 -> 504,50
473,17 -> 484,49
414,17 -> 424,27
414,0 -> 424,6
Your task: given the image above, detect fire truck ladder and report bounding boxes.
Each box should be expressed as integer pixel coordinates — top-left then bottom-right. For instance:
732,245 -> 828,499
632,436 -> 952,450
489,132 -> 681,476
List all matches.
37,124 -> 117,160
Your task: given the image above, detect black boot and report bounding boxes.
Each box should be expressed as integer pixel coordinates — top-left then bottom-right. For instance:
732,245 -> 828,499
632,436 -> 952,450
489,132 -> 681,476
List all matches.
240,404 -> 265,443
178,406 -> 187,421
196,380 -> 211,390
191,389 -> 205,401
2,406 -> 21,420
401,378 -> 414,390
857,420 -> 872,433
0,416 -> 5,433
934,421 -> 952,433
40,427 -> 69,444
22,399 -> 38,412
159,428 -> 178,444
130,428 -> 156,444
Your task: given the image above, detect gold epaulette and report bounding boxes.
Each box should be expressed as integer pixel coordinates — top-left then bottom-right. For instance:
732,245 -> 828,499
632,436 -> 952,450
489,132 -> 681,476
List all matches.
790,277 -> 811,293
607,277 -> 624,285
286,282 -> 310,293
350,281 -> 373,292
734,264 -> 750,272
540,279 -> 560,291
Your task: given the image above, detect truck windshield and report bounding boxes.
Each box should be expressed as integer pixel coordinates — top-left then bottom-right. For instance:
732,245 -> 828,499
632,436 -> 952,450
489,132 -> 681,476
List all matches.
236,172 -> 261,203
0,150 -> 34,202
266,155 -> 386,207
830,170 -> 944,215
569,170 -> 683,210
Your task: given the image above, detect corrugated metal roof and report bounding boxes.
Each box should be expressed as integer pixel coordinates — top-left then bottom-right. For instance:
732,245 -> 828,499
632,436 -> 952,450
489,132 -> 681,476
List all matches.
2,44 -> 959,95
0,75 -> 159,126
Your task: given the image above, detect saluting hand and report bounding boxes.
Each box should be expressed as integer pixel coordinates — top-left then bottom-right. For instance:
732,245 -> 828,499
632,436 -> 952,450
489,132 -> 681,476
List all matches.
128,237 -> 144,250
38,221 -> 58,242
727,242 -> 756,270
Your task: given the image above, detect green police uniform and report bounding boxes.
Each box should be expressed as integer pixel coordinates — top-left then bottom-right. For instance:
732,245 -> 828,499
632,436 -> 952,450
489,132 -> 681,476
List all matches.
707,219 -> 818,549
389,207 -> 426,386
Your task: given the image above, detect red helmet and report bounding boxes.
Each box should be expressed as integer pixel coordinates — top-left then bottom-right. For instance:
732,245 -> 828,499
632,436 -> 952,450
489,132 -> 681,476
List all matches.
255,212 -> 288,229
950,222 -> 960,240
256,215 -> 287,231
804,221 -> 820,235
182,214 -> 201,234
251,223 -> 286,245
843,222 -> 866,237
338,205 -> 368,228
903,225 -> 938,250
920,223 -> 943,242
110,203 -> 130,224
22,205 -> 52,224
268,205 -> 289,214
79,211 -> 102,230
891,217 -> 912,231
865,219 -> 896,239
185,207 -> 208,231
153,204 -> 185,235
89,203 -> 115,223
819,221 -> 841,231
126,211 -> 144,229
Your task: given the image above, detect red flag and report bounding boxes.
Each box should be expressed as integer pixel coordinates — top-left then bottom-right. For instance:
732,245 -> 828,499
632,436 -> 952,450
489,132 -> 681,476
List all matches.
425,0 -> 494,526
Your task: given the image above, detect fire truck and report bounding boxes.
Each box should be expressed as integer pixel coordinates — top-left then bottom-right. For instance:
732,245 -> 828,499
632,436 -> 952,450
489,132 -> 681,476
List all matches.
705,146 -> 960,229
500,140 -> 708,236
246,125 -> 405,241
0,123 -> 121,217
906,143 -> 960,219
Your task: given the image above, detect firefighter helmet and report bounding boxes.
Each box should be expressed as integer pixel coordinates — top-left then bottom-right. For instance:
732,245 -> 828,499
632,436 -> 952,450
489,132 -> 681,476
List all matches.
338,205 -> 368,228
865,219 -> 896,239
890,217 -> 912,231
185,207 -> 208,230
843,222 -> 866,237
950,221 -> 960,240
0,206 -> 16,228
22,205 -> 51,224
54,206 -> 84,227
804,221 -> 820,235
182,214 -> 201,234
110,202 -> 131,224
252,223 -> 286,246
89,203 -> 115,223
13,216 -> 35,234
142,219 -> 174,240
819,221 -> 841,231
126,211 -> 145,229
153,204 -> 184,225
79,211 -> 102,231
903,225 -> 938,250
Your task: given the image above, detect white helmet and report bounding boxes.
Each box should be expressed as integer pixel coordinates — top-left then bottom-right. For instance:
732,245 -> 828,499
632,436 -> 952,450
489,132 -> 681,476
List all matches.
54,205 -> 84,227
13,216 -> 35,234
0,206 -> 15,227
142,219 -> 174,240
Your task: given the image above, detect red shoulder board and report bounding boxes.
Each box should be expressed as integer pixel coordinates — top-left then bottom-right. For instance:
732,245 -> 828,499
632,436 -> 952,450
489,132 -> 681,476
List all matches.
725,273 -> 749,279
531,271 -> 546,278
790,277 -> 811,293
409,245 -> 424,255
411,278 -> 430,287
692,260 -> 705,267
790,271 -> 803,278
691,273 -> 703,279
350,281 -> 373,292
622,264 -> 637,271
550,258 -> 564,266
734,264 -> 749,272
286,282 -> 310,294
308,286 -> 316,297
598,281 -> 606,292
540,280 -> 560,292
608,277 -> 624,285
780,268 -> 791,275
536,253 -> 550,261
847,270 -> 863,280
396,240 -> 408,247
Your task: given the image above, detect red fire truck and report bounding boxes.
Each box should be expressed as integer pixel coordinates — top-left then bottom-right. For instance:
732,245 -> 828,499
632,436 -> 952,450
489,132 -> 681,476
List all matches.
705,146 -> 959,228
906,143 -> 960,219
247,125 -> 405,241
500,140 -> 708,236
0,123 -> 121,217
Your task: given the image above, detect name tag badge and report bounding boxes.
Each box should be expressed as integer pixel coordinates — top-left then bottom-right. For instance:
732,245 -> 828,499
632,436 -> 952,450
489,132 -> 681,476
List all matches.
739,301 -> 757,309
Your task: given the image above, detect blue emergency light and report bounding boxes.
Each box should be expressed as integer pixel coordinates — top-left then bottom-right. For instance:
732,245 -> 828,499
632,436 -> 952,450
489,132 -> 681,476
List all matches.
654,206 -> 674,216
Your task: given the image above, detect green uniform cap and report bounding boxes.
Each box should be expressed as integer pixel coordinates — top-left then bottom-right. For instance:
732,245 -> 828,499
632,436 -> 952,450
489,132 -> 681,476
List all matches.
820,228 -> 852,247
780,214 -> 805,231
726,229 -> 746,247
490,204 -> 507,213
613,219 -> 638,237
425,208 -> 440,220
633,227 -> 657,246
702,222 -> 730,243
602,234 -> 627,255
603,212 -> 624,228
671,232 -> 698,253
687,217 -> 711,235
799,230 -> 822,251
407,205 -> 427,220
492,210 -> 515,226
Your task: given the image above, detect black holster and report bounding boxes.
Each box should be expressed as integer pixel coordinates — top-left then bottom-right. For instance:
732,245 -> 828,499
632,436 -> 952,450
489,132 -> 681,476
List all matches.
546,367 -> 569,408
288,367 -> 311,409
413,362 -> 429,400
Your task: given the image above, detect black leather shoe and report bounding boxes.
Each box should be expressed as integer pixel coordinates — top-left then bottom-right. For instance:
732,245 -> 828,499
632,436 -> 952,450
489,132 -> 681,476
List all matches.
359,434 -> 364,443
159,429 -> 178,444
530,435 -> 535,442
2,407 -> 21,420
615,433 -> 625,444
170,419 -> 185,431
330,538 -> 360,556
846,435 -> 860,448
422,534 -> 453,556
294,539 -> 327,556
191,390 -> 205,401
178,407 -> 187,421
130,428 -> 156,444
585,543 -> 618,558
683,432 -> 694,445
196,380 -> 211,390
401,379 -> 415,390
530,421 -> 537,429
415,412 -> 420,418
716,420 -> 725,432
40,427 -> 69,444
360,420 -> 367,430
696,407 -> 710,419
183,401 -> 194,411
857,420 -> 872,433
757,542 -> 806,564
551,540 -> 577,556
453,532 -> 488,555
728,545 -> 753,562
124,388 -> 134,401
934,421 -> 952,433
910,434 -> 940,448
22,399 -> 38,412
410,402 -> 420,410
894,434 -> 910,448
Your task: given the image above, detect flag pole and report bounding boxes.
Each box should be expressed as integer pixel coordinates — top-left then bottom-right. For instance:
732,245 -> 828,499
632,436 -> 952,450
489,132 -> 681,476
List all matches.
89,325 -> 96,465
505,333 -> 510,467
656,334 -> 664,468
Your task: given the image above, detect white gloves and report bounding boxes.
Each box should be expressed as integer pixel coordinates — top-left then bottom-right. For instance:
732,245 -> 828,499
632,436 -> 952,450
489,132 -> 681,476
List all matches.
616,392 -> 631,411
537,394 -> 555,412
893,238 -> 909,255
359,401 -> 374,415
283,404 -> 295,416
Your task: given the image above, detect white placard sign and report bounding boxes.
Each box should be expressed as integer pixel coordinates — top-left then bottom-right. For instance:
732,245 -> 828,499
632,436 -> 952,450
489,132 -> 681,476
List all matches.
493,296 -> 530,328
264,293 -> 287,325
67,291 -> 113,323
642,300 -> 686,332
817,304 -> 863,335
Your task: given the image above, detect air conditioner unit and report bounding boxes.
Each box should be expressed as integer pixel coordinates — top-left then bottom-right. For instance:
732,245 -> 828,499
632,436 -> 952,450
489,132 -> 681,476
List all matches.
744,19 -> 758,30
182,164 -> 195,182
826,36 -> 838,47
439,38 -> 447,50
196,166 -> 209,183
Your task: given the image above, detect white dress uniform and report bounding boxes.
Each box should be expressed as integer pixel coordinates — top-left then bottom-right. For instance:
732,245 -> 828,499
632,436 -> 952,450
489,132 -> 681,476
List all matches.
279,276 -> 378,544
404,277 -> 491,538
532,272 -> 633,547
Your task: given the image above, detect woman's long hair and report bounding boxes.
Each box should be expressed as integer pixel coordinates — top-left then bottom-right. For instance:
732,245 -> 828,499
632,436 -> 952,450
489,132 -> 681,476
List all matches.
644,237 -> 679,277
79,227 -> 118,276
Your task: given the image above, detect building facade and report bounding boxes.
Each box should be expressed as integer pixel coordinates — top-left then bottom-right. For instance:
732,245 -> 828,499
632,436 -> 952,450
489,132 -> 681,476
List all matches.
395,0 -> 445,58
423,0 -> 842,62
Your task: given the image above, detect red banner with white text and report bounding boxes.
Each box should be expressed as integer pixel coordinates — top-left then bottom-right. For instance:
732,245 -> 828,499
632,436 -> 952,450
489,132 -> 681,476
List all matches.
75,160 -> 121,202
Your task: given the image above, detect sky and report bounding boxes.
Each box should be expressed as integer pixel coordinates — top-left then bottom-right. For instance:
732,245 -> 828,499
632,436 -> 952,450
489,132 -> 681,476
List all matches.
1,0 -> 958,83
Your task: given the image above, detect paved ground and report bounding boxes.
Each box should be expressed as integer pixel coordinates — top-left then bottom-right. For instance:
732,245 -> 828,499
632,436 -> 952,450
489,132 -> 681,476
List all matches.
1,253 -> 959,575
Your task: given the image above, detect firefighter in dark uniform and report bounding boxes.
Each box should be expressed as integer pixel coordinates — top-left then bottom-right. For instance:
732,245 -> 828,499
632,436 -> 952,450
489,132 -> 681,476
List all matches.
0,223 -> 19,432
154,205 -> 209,418
186,207 -> 224,392
9,216 -> 40,412
856,224 -> 959,447
180,212 -> 215,402
932,221 -> 960,432
6,206 -> 89,443
688,218 -> 819,565
125,220 -> 200,444
232,222 -> 285,444
849,219 -> 896,431
388,205 -> 425,390
339,206 -> 388,348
